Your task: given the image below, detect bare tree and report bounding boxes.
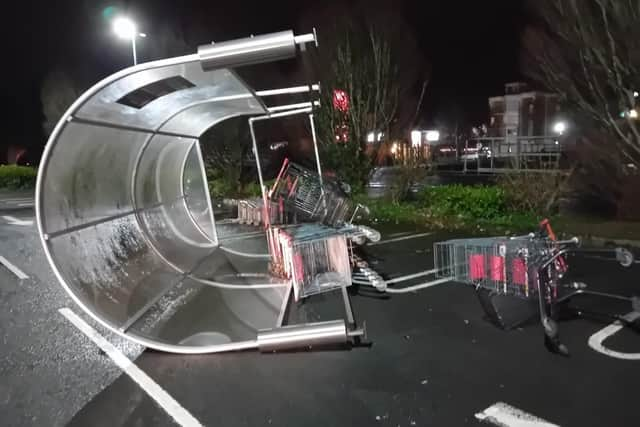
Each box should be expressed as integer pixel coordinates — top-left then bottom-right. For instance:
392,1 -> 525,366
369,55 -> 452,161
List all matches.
295,0 -> 429,190
316,27 -> 400,151
41,68 -> 84,137
523,0 -> 640,166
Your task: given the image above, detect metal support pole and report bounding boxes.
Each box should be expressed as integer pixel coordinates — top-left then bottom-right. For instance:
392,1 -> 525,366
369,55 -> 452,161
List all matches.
258,320 -> 348,352
490,140 -> 495,171
248,118 -> 266,201
308,113 -> 324,190
132,37 -> 137,65
195,142 -> 218,244
463,139 -> 468,173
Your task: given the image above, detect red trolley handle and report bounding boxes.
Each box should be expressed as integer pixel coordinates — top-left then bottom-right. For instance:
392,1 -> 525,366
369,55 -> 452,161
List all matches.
540,218 -> 568,273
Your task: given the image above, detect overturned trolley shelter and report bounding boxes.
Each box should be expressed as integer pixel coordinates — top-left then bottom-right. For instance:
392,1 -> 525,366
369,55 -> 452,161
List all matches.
37,30 -> 367,354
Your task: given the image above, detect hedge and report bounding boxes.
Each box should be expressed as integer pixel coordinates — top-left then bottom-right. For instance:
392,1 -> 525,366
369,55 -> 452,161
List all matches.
0,165 -> 37,190
416,185 -> 508,220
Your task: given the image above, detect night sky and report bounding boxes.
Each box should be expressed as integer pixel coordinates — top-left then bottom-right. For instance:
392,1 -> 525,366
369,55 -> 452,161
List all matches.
4,0 -> 527,153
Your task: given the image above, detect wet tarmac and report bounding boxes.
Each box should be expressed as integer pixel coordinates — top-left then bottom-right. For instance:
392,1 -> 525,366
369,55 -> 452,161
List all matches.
1,198 -> 640,426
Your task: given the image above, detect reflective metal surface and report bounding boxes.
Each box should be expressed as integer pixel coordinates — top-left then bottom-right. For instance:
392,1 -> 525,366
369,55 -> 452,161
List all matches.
257,320 -> 348,352
199,31 -> 296,71
36,31 -> 318,354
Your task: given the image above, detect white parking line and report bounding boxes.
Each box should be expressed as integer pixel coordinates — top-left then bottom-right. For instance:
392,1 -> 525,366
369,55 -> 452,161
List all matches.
387,231 -> 412,238
2,215 -> 34,226
59,308 -> 203,427
475,402 -> 559,426
0,198 -> 34,202
367,232 -> 433,246
588,311 -> 640,360
0,255 -> 29,280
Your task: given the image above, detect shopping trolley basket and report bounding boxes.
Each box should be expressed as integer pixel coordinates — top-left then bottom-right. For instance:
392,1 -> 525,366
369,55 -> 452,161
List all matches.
435,220 -> 637,356
269,158 -> 365,227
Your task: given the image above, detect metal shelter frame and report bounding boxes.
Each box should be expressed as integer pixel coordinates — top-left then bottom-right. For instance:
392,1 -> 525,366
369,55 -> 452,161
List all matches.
36,30 -> 360,354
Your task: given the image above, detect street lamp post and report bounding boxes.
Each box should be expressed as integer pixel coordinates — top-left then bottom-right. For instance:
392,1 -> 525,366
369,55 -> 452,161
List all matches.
131,36 -> 137,65
113,17 -> 146,65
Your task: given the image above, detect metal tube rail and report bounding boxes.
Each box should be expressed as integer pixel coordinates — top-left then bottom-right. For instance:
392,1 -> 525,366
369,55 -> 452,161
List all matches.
248,106 -> 315,203
199,31 -> 317,71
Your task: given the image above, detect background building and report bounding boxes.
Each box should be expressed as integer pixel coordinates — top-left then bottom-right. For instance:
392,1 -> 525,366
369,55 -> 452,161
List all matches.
488,82 -> 561,138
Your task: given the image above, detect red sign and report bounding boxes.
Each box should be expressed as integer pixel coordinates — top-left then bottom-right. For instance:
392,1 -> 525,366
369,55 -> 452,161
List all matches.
333,89 -> 349,112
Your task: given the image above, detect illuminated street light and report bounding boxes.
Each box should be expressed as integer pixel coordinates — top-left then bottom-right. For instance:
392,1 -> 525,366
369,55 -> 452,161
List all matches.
367,132 -> 375,143
630,109 -> 639,119
426,130 -> 440,142
553,121 -> 567,135
634,91 -> 639,98
411,130 -> 422,147
112,16 -> 146,65
113,17 -> 136,39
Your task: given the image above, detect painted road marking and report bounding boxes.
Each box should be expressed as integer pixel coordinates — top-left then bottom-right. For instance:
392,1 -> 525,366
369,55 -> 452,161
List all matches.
59,308 -> 203,427
367,232 -> 433,246
387,231 -> 412,238
588,311 -> 640,360
2,215 -> 34,226
475,402 -> 559,427
0,255 -> 29,280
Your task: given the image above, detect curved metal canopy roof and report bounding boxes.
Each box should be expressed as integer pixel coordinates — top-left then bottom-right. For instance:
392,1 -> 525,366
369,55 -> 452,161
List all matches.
36,30 -> 323,353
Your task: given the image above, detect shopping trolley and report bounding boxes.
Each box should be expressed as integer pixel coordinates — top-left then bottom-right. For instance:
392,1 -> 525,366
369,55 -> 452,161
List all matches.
265,159 -> 376,301
269,158 -> 366,227
434,220 -> 638,356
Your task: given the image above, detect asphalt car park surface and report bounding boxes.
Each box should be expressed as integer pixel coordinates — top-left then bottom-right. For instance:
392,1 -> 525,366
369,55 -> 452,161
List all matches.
0,197 -> 144,426
1,193 -> 639,426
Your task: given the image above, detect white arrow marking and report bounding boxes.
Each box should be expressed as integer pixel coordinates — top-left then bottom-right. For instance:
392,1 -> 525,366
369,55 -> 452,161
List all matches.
2,215 -> 33,226
588,311 -> 640,360
475,402 -> 559,427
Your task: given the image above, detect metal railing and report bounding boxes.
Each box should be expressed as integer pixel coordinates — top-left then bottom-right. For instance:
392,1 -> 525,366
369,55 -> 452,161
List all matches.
435,136 -> 564,174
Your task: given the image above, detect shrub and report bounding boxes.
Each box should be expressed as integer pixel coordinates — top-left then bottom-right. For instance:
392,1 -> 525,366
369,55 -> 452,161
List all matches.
0,165 -> 37,190
354,195 -> 424,224
417,185 -> 507,220
320,142 -> 371,195
242,181 -> 263,198
388,162 -> 429,204
498,171 -> 572,216
208,178 -> 273,200
208,178 -> 235,199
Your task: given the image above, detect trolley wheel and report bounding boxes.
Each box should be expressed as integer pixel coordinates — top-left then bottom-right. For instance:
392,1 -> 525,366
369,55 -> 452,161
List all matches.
542,317 -> 569,356
616,248 -> 634,267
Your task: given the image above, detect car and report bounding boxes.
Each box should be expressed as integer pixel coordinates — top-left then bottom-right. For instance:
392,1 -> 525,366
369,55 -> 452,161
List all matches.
366,166 -> 434,199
